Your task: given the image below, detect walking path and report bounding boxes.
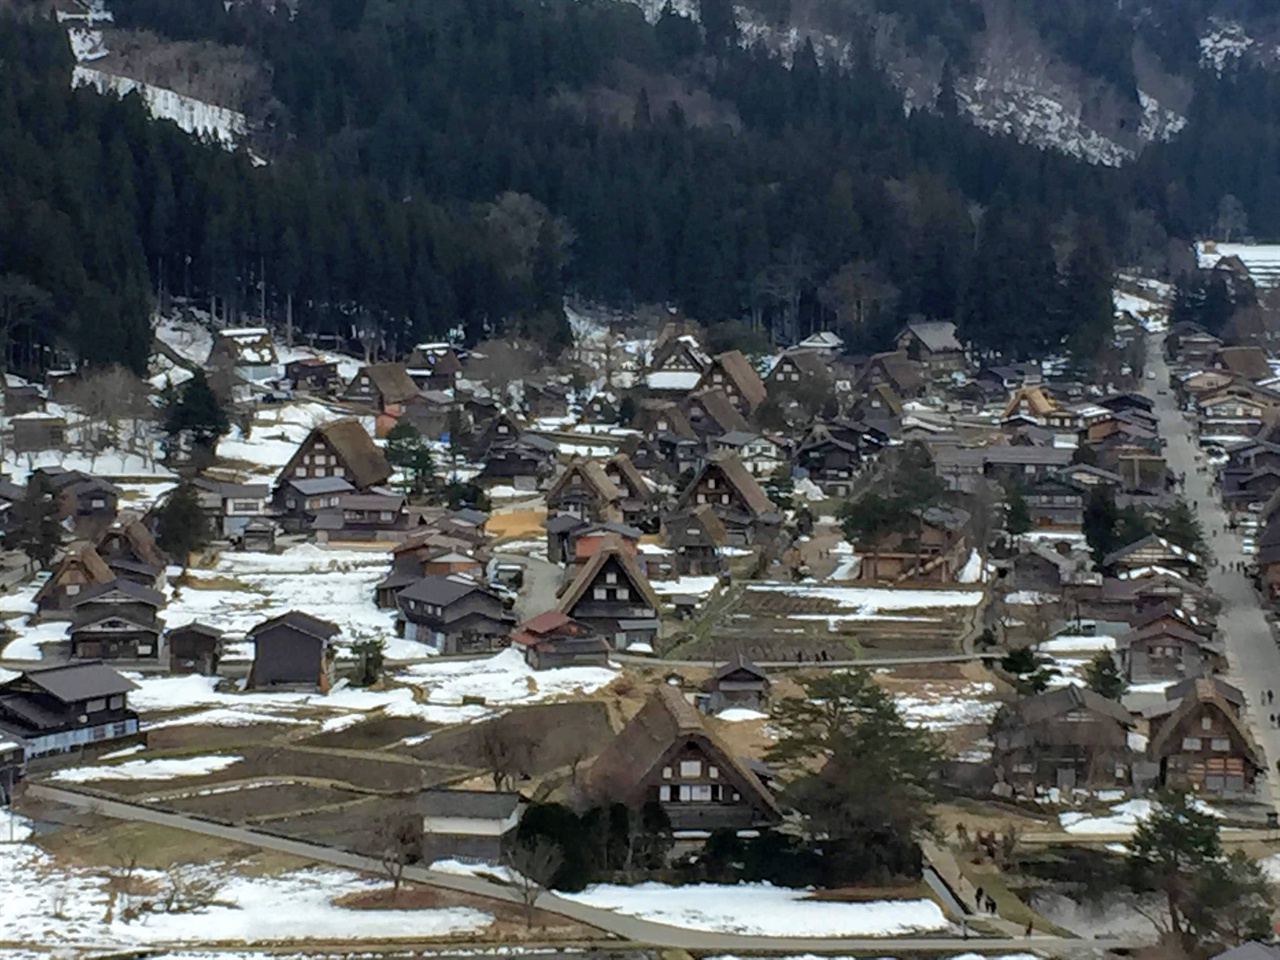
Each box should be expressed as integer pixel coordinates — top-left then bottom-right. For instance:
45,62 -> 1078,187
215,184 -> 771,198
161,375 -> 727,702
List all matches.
28,783 -> 1127,955
1144,338 -> 1280,815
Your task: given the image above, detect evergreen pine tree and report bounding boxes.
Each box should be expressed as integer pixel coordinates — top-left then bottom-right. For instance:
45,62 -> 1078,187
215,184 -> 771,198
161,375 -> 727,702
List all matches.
157,482 -> 209,570
385,420 -> 436,495
14,472 -> 61,570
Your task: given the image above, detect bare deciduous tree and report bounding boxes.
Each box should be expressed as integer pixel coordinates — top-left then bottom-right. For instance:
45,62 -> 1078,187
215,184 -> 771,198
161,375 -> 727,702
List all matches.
479,724 -> 529,792
503,836 -> 563,929
158,863 -> 224,913
61,365 -> 155,467
376,805 -> 423,894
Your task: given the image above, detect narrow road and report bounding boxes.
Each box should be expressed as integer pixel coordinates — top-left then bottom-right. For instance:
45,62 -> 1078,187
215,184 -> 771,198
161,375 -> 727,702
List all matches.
1145,337 -> 1280,814
27,783 -> 1126,956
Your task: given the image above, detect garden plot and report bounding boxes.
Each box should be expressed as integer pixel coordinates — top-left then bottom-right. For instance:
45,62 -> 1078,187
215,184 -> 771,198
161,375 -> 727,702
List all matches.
707,583 -> 983,660
167,544 -> 394,648
0,809 -> 491,947
558,881 -> 950,937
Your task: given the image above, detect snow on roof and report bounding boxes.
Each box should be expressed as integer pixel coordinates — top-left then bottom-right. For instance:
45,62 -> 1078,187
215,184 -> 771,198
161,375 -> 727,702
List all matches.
1197,241 -> 1280,286
645,370 -> 702,392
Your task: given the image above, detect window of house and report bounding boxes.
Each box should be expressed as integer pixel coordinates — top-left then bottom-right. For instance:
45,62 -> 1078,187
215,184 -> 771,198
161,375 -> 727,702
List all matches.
721,494 -> 730,504
334,466 -> 345,476
86,698 -> 106,713
593,587 -> 608,601
1201,716 -> 1213,731
709,766 -> 719,779
707,477 -> 717,489
617,587 -> 629,601
691,784 -> 712,802
790,373 -> 799,381
297,467 -> 309,478
605,572 -> 617,585
697,493 -> 706,504
65,584 -> 80,596
687,528 -> 700,536
659,785 -> 671,801
360,377 -> 369,385
662,766 -> 672,779
91,498 -> 105,509
1013,762 -> 1035,773
379,511 -> 394,521
497,424 -> 509,434
137,644 -> 153,656
680,759 -> 701,777
1183,736 -> 1202,751
1211,738 -> 1231,752
109,695 -> 123,709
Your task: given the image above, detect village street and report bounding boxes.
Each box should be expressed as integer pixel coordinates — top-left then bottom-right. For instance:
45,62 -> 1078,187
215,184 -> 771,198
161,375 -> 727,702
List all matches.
1145,336 -> 1280,814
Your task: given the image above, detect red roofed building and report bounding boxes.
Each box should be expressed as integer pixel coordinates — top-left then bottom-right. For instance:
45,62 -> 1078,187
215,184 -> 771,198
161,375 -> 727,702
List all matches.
511,610 -> 611,670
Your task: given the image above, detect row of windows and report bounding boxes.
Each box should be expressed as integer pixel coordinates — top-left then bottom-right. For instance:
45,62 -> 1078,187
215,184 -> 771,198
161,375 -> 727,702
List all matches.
85,695 -> 126,713
658,784 -> 740,802
593,586 -> 629,601
664,759 -> 717,779
696,493 -> 733,505
295,466 -> 345,479
1183,736 -> 1232,752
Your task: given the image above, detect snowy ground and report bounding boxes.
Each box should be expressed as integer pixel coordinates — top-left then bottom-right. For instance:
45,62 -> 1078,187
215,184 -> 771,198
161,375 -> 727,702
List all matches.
651,575 -> 721,599
0,810 -> 490,948
219,403 -> 374,483
1059,797 -> 1221,837
893,682 -> 1000,731
558,881 -> 949,937
747,584 -> 982,625
51,755 -> 241,783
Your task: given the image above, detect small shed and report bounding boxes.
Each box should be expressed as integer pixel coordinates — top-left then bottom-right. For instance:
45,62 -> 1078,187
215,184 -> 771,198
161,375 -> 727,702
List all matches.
510,610 -> 610,670
12,413 -> 66,453
234,516 -> 278,552
167,622 -> 224,676
698,652 -> 770,714
418,789 -> 522,862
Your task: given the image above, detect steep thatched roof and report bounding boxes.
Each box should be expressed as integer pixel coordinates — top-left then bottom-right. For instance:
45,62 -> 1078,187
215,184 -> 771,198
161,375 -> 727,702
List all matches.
557,536 -> 661,613
583,684 -> 781,820
546,459 -> 621,506
676,451 -> 775,518
351,363 -> 421,405
33,541 -> 114,606
280,419 -> 391,490
1149,678 -> 1263,767
702,350 -> 767,411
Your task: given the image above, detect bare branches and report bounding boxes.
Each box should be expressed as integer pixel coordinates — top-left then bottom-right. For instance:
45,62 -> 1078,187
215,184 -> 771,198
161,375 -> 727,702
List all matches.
503,836 -> 563,929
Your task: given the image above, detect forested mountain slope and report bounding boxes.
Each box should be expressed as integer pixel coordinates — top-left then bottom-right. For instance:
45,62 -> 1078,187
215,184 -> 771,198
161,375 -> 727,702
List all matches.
5,0 -> 1280,377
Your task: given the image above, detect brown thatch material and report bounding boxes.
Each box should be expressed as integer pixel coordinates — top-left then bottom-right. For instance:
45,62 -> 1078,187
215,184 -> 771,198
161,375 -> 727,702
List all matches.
557,536 -> 661,612
703,350 -> 767,411
33,541 -> 114,606
98,518 -> 167,569
688,388 -> 751,433
676,451 -> 776,518
583,684 -> 781,820
605,452 -> 651,500
1149,678 -> 1263,766
546,459 -> 621,506
352,363 -> 420,405
281,419 -> 391,490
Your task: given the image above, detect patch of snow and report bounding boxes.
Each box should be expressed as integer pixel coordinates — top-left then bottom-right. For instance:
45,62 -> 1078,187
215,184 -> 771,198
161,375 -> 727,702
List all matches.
715,708 -> 768,722
559,881 -> 949,937
652,576 -> 720,599
956,550 -> 984,584
1200,21 -> 1254,74
894,682 -> 999,730
67,26 -> 108,62
397,647 -> 616,708
747,584 -> 982,616
1004,590 -> 1060,605
73,66 -> 247,146
51,755 -> 241,783
1039,635 -> 1116,654
1060,797 -> 1221,837
97,744 -> 146,761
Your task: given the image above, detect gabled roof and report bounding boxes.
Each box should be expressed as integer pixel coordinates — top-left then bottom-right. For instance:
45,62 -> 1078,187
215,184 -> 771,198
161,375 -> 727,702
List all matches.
605,452 -> 650,499
901,320 -> 962,354
558,538 -> 661,613
398,574 -> 493,607
666,504 -> 729,546
771,348 -> 829,380
7,660 -> 137,702
349,363 -> 420,405
33,542 -> 114,605
1149,679 -> 1263,766
282,476 -> 356,497
546,459 -> 621,507
418,789 -> 520,820
583,684 -> 781,819
702,350 -> 768,411
676,451 -> 776,518
798,331 -> 843,350
1102,534 -> 1201,569
71,578 -> 164,608
545,512 -> 588,535
99,519 -> 167,569
1215,345 -> 1273,381
248,610 -> 340,642
280,419 -> 391,490
1006,685 -> 1134,728
1166,675 -> 1243,707
635,399 -> 696,440
167,621 -> 225,640
862,350 -> 923,396
709,650 -> 768,683
1001,385 -> 1056,420
210,326 -> 277,366
688,388 -> 751,433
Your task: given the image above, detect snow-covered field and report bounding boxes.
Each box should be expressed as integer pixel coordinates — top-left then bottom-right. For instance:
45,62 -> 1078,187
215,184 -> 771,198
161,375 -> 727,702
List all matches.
747,584 -> 982,621
894,682 -> 999,731
559,881 -> 949,937
51,755 -> 241,783
1059,797 -> 1220,837
0,810 -> 490,947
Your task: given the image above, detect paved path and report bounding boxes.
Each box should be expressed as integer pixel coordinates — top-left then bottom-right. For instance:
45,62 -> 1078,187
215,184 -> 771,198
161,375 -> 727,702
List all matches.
28,783 -> 1126,955
1145,338 -> 1280,814
614,651 -> 1002,669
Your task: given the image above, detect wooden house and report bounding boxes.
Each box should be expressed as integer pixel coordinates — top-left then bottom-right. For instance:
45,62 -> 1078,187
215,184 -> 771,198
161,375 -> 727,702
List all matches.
793,420 -> 887,497
544,512 -> 588,566
0,661 -> 138,760
405,343 -> 462,391
646,334 -> 711,394
1213,345 -> 1273,383
766,348 -> 829,393
510,610 -> 610,670
276,419 -> 391,492
470,411 -> 525,460
96,519 -> 167,587
1024,476 -> 1085,529
193,479 -> 271,538
603,453 -> 656,530
1148,678 -> 1262,798
207,327 -> 278,382
855,505 -> 970,585
694,350 -> 768,415
396,574 -> 514,654
3,383 -> 45,416
685,388 -> 751,439
796,330 -> 844,355
33,542 -> 114,620
698,652 -> 769,714
1101,534 -> 1203,578
848,383 -> 903,434
1116,620 -> 1222,684
546,460 -> 622,522
1166,321 -> 1222,367
663,505 -> 729,575
167,622 -> 223,675
855,351 -> 924,399
67,580 -> 165,661
581,393 -> 618,424
343,363 -> 421,410
990,685 -> 1136,793
710,431 -> 784,478
247,611 -> 340,691
557,537 -> 662,650
274,476 -> 355,533
284,357 -> 342,394
674,451 -> 780,547
311,491 -> 410,543
895,320 -> 964,375
12,413 -> 66,453
583,684 -> 782,831
474,438 -> 556,491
